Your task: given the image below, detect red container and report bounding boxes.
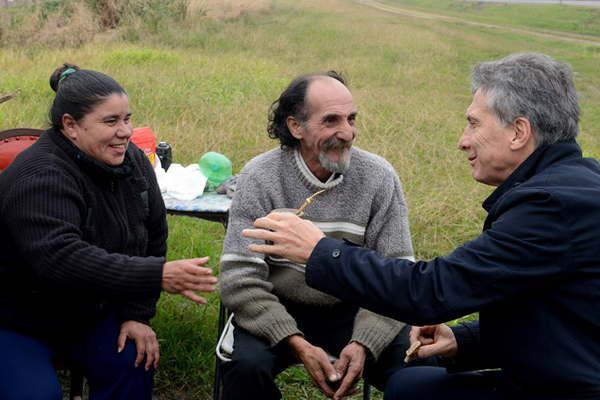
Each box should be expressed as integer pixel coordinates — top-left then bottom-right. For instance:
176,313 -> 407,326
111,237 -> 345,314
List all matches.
131,127 -> 156,166
0,136 -> 39,172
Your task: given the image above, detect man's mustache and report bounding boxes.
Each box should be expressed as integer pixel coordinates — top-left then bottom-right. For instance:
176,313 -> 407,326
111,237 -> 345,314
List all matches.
322,137 -> 353,151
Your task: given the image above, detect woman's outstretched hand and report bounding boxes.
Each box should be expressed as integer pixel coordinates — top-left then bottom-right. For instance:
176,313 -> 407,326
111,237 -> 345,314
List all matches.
161,257 -> 218,304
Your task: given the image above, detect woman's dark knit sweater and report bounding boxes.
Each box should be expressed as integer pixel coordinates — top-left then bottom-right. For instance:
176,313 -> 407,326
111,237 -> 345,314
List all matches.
0,128 -> 167,341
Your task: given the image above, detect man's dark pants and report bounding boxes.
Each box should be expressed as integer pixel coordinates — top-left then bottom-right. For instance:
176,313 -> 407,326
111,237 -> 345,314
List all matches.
385,366 -> 506,400
221,301 -> 434,400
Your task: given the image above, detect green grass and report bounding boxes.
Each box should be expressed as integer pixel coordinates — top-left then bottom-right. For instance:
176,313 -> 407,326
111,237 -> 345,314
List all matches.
381,0 -> 600,37
2,0 -> 600,398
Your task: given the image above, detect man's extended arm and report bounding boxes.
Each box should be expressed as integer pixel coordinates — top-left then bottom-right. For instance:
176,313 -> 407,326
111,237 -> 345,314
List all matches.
305,190 -> 569,325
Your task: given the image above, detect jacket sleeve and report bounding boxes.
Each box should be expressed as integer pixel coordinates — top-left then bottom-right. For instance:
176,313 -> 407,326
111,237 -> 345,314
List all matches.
3,163 -> 164,298
446,321 -> 486,371
306,189 -> 570,326
219,169 -> 302,346
351,169 -> 412,358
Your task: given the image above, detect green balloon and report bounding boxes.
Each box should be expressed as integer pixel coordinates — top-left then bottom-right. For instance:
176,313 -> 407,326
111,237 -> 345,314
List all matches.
199,152 -> 232,191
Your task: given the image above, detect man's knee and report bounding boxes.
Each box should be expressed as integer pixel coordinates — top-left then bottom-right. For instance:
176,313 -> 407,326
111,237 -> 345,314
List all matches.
226,350 -> 277,379
365,325 -> 442,389
221,348 -> 285,400
385,367 -> 504,400
222,327 -> 283,382
384,367 -> 448,400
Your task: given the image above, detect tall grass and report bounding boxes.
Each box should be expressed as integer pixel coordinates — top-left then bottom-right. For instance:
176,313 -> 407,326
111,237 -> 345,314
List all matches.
2,0 -> 600,398
0,0 -> 190,48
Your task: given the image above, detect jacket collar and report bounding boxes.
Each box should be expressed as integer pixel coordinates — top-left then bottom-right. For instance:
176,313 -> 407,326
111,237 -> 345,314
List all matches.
48,128 -> 134,179
482,139 -> 582,212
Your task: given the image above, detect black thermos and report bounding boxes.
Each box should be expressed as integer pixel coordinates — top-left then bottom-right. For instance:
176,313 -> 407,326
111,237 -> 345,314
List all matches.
156,141 -> 172,171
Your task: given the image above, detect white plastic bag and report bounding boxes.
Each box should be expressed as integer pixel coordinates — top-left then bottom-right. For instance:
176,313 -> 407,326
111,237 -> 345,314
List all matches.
163,163 -> 207,200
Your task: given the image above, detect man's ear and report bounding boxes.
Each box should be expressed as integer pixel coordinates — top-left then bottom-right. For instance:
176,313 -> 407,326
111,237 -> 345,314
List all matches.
286,116 -> 304,140
61,114 -> 79,141
510,117 -> 535,150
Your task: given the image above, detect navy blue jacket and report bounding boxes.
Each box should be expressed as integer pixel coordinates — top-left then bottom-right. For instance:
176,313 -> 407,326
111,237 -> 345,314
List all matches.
306,140 -> 600,399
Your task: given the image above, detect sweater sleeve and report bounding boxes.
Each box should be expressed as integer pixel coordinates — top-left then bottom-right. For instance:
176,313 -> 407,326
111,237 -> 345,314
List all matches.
306,189 -> 569,325
351,170 -> 412,358
3,163 -> 164,298
219,169 -> 301,346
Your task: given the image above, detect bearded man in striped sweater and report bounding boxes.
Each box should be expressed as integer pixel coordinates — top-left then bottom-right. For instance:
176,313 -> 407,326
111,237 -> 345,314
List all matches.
219,71 -> 426,400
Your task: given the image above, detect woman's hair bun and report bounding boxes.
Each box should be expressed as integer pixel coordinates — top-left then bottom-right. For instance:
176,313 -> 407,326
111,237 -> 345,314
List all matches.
49,63 -> 81,92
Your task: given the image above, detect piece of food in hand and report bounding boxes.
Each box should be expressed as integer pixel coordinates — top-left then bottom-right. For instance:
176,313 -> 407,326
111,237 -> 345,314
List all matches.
403,340 -> 422,363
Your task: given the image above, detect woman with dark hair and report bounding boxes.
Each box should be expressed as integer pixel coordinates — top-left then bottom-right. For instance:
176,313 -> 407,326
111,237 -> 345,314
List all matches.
0,64 -> 217,399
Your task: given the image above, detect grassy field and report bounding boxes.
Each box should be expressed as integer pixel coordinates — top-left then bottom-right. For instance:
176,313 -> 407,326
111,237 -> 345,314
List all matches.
382,0 -> 600,37
2,0 -> 600,398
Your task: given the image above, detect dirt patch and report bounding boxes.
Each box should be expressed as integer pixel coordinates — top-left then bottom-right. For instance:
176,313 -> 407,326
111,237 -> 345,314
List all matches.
188,0 -> 270,19
357,0 -> 600,47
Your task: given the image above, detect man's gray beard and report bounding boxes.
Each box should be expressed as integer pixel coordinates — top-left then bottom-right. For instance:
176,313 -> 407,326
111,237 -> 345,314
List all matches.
318,149 -> 351,173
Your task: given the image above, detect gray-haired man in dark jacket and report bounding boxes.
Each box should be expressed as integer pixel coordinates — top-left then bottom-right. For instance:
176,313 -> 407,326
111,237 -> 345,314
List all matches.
244,53 -> 600,399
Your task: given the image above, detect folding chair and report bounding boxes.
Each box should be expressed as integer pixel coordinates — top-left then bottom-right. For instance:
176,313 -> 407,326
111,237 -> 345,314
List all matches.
0,128 -> 85,399
213,303 -> 371,400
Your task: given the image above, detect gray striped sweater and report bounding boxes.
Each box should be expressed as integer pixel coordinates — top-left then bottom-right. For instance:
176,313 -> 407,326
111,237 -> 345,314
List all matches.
220,147 -> 414,358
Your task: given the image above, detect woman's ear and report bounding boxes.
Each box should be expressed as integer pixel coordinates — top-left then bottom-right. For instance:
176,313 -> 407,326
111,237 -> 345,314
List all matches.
61,114 -> 79,140
286,116 -> 304,140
